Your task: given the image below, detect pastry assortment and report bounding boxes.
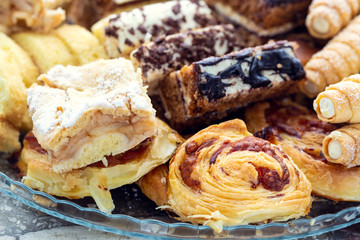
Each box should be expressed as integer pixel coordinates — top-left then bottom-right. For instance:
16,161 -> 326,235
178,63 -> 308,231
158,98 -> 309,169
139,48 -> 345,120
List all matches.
1,0 -> 360,234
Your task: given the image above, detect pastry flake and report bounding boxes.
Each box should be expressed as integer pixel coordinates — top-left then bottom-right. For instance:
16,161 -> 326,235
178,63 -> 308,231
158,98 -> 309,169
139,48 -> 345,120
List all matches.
27,58 -> 156,173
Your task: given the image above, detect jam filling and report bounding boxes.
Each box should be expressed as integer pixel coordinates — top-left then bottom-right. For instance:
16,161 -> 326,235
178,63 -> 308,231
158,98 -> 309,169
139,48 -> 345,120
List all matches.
264,105 -> 337,138
180,139 -> 216,192
181,136 -> 290,192
25,132 -> 153,168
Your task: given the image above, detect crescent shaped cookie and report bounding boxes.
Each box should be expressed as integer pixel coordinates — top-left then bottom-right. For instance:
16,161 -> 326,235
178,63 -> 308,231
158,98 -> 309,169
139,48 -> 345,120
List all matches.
246,99 -> 360,201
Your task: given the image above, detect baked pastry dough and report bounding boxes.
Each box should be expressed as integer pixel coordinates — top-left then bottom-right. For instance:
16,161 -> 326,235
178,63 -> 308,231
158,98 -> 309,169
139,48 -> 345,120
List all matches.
27,58 -> 156,173
301,15 -> 360,97
98,0 -> 216,58
314,74 -> 360,123
139,119 -> 312,233
0,0 -> 65,34
323,124 -> 360,168
53,24 -> 108,65
130,24 -> 240,93
160,41 -> 305,132
246,99 -> 360,201
306,0 -> 360,39
12,32 -> 77,73
0,48 -> 27,153
18,118 -> 184,214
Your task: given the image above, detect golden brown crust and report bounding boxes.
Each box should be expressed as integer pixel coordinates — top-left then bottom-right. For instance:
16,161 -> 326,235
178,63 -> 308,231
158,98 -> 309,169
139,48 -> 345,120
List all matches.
164,119 -> 311,232
246,100 -> 360,201
18,118 -> 184,214
314,74 -> 360,123
301,15 -> 360,97
306,0 -> 360,39
136,164 -> 169,207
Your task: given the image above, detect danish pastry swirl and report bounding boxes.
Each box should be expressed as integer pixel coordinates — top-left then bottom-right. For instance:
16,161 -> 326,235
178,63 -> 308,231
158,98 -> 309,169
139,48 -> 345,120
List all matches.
168,119 -> 312,232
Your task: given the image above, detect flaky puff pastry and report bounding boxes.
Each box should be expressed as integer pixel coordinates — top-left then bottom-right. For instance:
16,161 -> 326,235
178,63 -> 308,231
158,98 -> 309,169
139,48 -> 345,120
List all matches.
27,59 -> 156,173
322,124 -> 360,168
18,118 -> 184,214
140,119 -> 312,233
246,99 -> 360,201
314,74 -> 360,123
301,15 -> 360,97
306,0 -> 360,39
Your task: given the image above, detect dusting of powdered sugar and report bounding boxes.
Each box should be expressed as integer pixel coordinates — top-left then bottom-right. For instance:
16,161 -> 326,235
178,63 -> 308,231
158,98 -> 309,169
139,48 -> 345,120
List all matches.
28,58 -> 154,136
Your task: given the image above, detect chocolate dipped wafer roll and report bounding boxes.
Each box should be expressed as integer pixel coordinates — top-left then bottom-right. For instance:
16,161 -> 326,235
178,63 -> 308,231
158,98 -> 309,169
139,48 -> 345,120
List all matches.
306,0 -> 360,39
160,40 -> 305,132
301,15 -> 360,97
314,74 -> 360,123
130,24 -> 241,93
101,0 -> 216,58
323,124 -> 360,168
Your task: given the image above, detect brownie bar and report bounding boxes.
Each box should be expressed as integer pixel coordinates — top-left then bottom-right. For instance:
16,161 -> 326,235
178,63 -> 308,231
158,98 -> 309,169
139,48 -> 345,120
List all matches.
131,24 -> 242,93
206,0 -> 311,37
160,41 -> 305,132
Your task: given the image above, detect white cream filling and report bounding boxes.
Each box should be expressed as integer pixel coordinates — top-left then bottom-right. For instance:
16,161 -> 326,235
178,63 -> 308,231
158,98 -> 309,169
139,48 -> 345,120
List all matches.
319,97 -> 335,118
312,16 -> 330,34
328,139 -> 342,160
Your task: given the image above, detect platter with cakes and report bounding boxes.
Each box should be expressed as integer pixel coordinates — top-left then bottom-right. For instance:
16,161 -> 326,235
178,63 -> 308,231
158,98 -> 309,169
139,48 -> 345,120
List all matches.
1,0 -> 360,239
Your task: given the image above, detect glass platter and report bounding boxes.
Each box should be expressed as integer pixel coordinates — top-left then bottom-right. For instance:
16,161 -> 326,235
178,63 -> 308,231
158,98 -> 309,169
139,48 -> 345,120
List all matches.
1,158 -> 360,240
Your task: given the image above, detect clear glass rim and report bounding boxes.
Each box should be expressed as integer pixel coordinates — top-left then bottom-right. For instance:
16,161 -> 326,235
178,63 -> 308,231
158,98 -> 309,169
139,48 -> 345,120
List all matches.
1,171 -> 359,240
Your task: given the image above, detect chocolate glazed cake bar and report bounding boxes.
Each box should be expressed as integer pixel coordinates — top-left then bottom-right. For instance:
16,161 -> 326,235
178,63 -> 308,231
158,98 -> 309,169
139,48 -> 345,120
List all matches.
131,24 -> 242,93
205,0 -> 312,46
160,41 -> 305,132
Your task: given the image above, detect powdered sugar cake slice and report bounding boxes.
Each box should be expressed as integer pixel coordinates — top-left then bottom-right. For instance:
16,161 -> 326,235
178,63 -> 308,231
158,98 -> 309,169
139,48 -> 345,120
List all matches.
27,58 -> 156,173
130,24 -> 241,93
102,0 -> 216,58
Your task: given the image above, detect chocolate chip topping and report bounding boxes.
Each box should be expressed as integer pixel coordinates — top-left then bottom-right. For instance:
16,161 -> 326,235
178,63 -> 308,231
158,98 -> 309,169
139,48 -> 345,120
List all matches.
172,2 -> 181,15
133,25 -> 240,79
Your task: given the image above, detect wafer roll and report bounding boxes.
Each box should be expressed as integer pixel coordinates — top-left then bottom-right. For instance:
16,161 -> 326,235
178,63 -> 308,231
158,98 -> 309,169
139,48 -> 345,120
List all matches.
323,124 -> 360,168
314,74 -> 360,123
306,0 -> 360,39
301,15 -> 360,97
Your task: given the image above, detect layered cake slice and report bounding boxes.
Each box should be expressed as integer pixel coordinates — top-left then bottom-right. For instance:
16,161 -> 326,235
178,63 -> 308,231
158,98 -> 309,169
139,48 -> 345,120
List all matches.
205,0 -> 311,46
160,41 -> 305,131
100,0 -> 216,57
130,24 -> 242,92
27,58 -> 157,173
